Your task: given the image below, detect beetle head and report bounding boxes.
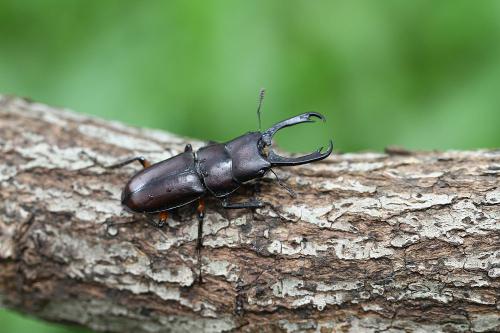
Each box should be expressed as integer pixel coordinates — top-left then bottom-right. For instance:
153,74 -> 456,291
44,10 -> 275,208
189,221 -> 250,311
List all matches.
225,132 -> 271,182
226,112 -> 332,183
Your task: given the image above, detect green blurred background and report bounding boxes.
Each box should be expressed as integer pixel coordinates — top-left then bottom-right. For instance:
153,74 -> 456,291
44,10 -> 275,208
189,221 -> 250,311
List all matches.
0,0 -> 499,332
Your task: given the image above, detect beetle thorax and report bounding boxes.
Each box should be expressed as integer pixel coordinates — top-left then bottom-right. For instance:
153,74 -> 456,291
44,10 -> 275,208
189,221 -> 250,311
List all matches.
196,132 -> 270,198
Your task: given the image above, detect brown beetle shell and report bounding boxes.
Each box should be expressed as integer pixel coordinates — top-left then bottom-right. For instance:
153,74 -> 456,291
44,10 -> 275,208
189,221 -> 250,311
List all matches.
121,151 -> 206,213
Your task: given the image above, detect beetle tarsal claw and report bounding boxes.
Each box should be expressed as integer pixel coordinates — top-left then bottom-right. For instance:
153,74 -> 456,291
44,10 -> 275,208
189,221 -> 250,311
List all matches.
261,112 -> 333,166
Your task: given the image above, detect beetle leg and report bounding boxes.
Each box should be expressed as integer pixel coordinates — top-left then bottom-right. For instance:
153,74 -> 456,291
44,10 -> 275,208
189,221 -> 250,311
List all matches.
196,199 -> 205,284
144,212 -> 167,228
106,156 -> 151,169
82,151 -> 151,169
221,197 -> 264,209
158,211 -> 169,226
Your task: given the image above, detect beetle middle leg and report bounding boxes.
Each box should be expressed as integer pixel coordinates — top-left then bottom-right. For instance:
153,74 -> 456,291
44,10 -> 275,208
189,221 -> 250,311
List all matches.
196,198 -> 205,284
144,211 -> 168,228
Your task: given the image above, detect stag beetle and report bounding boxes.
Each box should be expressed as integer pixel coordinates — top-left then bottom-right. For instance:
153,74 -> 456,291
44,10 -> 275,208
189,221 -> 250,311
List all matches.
106,91 -> 332,225
120,111 -> 332,216
96,90 -> 332,282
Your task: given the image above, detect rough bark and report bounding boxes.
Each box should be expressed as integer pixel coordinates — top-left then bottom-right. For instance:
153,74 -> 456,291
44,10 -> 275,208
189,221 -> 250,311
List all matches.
0,95 -> 499,333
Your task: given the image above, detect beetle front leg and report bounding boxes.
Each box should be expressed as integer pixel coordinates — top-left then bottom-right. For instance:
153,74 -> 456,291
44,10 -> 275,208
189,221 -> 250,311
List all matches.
221,197 -> 264,209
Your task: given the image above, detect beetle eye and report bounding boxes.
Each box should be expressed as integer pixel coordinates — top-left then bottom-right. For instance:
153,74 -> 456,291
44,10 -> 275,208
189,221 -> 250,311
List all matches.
258,169 -> 266,175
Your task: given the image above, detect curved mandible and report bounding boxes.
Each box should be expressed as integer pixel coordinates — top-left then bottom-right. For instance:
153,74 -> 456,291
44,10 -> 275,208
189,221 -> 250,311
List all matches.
261,112 -> 333,166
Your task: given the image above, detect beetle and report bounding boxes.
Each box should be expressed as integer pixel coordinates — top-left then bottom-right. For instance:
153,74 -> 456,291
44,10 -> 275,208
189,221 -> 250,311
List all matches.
118,111 -> 332,220
96,90 -> 332,282
106,92 -> 332,226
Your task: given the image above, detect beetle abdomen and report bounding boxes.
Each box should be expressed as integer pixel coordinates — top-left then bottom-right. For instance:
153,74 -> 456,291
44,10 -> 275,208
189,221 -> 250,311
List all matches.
121,152 -> 205,213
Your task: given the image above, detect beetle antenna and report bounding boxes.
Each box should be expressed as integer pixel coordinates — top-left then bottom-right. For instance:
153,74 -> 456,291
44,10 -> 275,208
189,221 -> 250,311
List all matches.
269,169 -> 297,198
256,88 -> 265,131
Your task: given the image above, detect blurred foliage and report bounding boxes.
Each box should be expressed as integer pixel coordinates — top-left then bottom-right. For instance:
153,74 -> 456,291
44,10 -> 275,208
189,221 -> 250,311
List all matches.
1,0 -> 499,153
0,309 -> 90,333
0,0 -> 499,332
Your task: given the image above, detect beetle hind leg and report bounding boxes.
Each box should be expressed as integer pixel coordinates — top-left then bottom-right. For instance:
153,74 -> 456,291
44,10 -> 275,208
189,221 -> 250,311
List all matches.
107,156 -> 151,169
196,199 -> 205,284
81,151 -> 151,169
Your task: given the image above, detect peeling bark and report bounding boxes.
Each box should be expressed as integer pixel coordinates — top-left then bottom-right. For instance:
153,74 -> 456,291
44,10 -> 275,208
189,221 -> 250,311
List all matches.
0,95 -> 499,333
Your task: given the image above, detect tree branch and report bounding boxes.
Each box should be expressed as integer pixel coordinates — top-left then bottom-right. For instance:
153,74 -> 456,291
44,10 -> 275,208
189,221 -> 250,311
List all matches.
0,95 -> 499,332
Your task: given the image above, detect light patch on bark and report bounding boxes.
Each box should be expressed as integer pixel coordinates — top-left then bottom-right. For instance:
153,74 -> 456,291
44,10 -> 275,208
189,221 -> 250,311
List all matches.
277,316 -> 471,333
271,278 -> 349,311
296,177 -> 377,194
203,260 -> 239,282
267,238 -> 328,256
444,250 -> 499,273
16,143 -> 91,171
485,187 -> 500,204
38,298 -> 236,333
471,313 -> 500,333
390,233 -> 420,247
280,204 -> 332,228
329,238 -> 394,260
79,124 -> 165,152
34,228 -> 196,286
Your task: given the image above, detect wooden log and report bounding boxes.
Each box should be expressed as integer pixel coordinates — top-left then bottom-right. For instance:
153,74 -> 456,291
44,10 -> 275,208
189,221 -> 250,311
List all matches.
0,95 -> 498,332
